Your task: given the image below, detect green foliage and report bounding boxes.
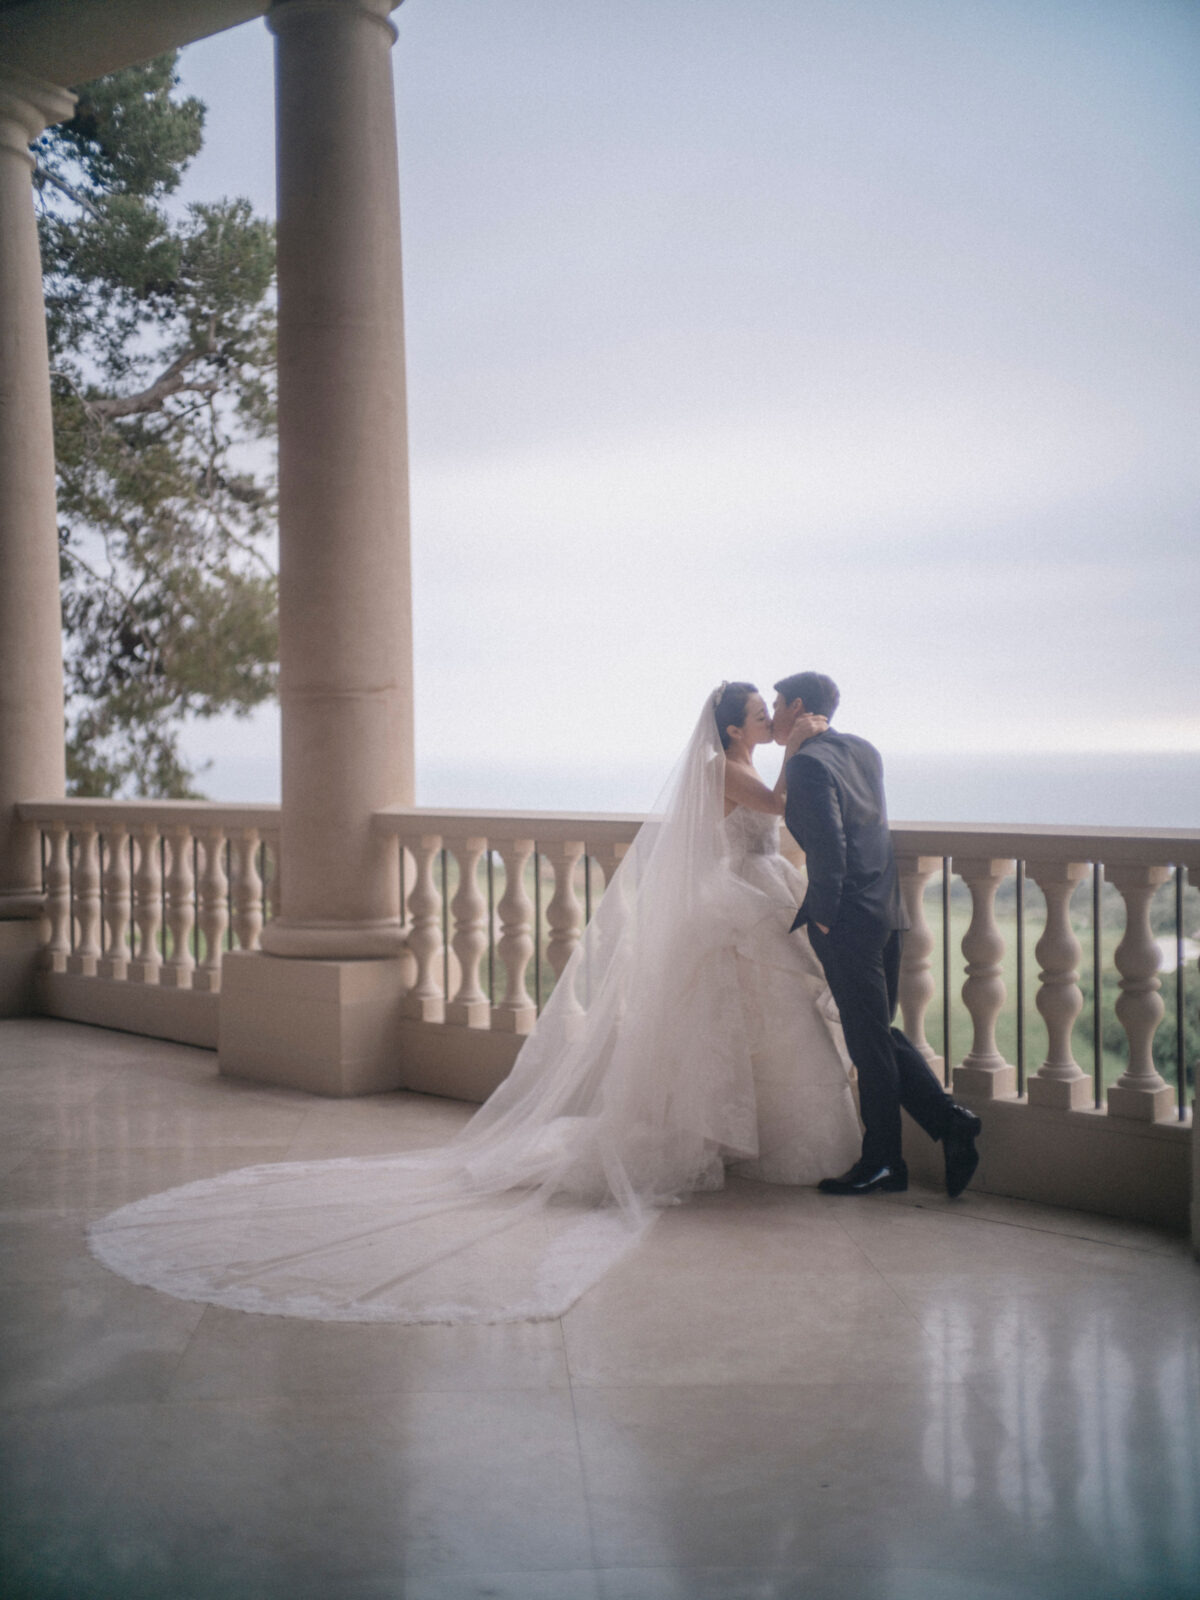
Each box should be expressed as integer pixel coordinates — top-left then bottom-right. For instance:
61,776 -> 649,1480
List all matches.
35,54 -> 278,797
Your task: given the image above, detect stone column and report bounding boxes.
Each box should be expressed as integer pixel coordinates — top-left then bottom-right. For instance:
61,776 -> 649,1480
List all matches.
261,0 -> 413,958
221,0 -> 416,1092
0,67 -> 75,1014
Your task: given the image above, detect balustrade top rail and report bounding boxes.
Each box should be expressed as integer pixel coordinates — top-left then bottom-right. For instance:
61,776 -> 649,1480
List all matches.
372,805 -> 645,845
18,800 -> 281,830
889,821 -> 1200,867
23,799 -> 1199,863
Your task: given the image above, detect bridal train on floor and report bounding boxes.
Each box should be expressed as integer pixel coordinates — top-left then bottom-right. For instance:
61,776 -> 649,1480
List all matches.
88,703 -> 861,1323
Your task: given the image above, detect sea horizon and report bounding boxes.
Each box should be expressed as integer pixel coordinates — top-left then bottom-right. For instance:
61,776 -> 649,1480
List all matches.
418,750 -> 1200,829
193,743 -> 1199,830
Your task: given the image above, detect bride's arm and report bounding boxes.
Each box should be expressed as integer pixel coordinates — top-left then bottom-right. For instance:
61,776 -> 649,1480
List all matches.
724,715 -> 830,815
725,760 -> 786,815
772,715 -> 829,805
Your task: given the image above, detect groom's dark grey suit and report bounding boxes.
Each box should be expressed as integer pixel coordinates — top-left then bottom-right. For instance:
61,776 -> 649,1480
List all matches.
784,727 -> 956,1170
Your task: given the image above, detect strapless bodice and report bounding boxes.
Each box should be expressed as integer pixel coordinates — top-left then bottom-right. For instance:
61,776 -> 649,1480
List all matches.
722,805 -> 781,857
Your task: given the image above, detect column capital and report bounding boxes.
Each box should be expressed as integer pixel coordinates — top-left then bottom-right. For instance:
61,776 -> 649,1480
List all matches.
0,65 -> 75,164
268,0 -> 400,44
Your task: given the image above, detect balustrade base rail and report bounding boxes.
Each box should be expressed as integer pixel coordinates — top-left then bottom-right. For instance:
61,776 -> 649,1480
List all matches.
903,1098 -> 1191,1233
13,800 -> 1200,1239
36,969 -> 219,1050
396,1018 -> 523,1105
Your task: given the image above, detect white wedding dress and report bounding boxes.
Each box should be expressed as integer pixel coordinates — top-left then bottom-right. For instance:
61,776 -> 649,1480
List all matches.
89,704 -> 861,1323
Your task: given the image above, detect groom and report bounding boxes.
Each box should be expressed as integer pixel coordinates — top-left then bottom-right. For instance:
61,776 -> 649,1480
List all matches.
773,672 -> 981,1197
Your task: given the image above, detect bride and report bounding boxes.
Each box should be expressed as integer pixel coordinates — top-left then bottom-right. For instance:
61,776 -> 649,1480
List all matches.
89,685 -> 862,1323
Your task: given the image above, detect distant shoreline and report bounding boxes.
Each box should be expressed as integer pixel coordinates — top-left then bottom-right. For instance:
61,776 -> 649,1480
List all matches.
185,743 -> 1198,829
416,750 -> 1199,830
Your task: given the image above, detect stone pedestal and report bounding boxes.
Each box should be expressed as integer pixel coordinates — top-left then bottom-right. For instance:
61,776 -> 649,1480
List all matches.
218,950 -> 415,1097
0,919 -> 44,1015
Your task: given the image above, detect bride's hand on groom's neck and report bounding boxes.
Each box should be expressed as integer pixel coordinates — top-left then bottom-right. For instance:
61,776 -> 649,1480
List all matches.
785,714 -> 828,757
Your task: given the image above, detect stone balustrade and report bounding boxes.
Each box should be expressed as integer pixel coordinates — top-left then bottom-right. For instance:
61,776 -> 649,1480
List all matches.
372,807 -> 640,1036
893,822 -> 1200,1126
18,801 -> 1200,1135
18,801 -> 281,995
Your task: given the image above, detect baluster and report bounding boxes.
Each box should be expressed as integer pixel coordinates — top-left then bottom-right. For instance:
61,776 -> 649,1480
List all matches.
67,825 -> 101,976
194,826 -> 228,992
591,840 -> 630,900
128,825 -> 163,983
586,839 -> 632,954
493,836 -> 537,1033
1025,860 -> 1091,1108
263,833 -> 282,923
160,826 -> 195,989
231,829 -> 264,950
446,835 -> 490,1026
896,852 -> 941,1066
1105,864 -> 1174,1121
403,833 -> 445,1021
952,857 -> 1017,1098
96,828 -> 130,980
545,839 -> 586,1010
42,823 -> 70,972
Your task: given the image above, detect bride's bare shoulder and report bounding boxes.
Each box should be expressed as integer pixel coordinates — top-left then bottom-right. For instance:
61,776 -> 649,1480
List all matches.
723,758 -> 784,816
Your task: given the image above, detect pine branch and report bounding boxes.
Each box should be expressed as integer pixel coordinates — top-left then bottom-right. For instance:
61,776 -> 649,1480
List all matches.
60,545 -> 154,641
88,345 -> 219,419
34,164 -> 104,221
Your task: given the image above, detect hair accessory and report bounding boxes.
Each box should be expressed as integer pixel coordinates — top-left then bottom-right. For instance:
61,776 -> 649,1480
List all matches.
711,680 -> 729,706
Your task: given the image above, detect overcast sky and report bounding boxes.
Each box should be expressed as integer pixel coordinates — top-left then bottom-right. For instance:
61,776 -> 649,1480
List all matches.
172,0 -> 1200,806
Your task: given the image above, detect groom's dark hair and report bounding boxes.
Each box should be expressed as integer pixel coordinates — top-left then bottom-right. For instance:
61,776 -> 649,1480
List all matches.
774,671 -> 840,720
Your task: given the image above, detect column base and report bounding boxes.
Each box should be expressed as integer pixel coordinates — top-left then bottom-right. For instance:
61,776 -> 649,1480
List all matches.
0,891 -> 46,918
952,1060 -> 1018,1099
0,919 -> 43,1016
260,918 -> 407,959
1106,1081 -> 1177,1122
218,948 -> 415,1096
1027,1073 -> 1094,1111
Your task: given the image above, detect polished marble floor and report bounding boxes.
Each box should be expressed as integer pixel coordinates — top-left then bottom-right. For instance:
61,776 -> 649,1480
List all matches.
1,1016 -> 1198,1600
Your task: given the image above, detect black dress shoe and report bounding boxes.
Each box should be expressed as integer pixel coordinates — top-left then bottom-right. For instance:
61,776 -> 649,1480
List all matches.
818,1160 -> 908,1195
942,1104 -> 982,1198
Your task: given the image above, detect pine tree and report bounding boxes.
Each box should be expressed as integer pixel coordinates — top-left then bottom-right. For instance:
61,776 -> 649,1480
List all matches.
35,53 -> 277,797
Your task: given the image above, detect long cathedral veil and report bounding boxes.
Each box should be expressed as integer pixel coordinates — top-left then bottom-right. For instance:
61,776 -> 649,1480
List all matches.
88,695 -> 765,1323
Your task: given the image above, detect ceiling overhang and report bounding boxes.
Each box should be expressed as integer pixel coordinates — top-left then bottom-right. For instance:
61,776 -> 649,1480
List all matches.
0,0 -> 396,91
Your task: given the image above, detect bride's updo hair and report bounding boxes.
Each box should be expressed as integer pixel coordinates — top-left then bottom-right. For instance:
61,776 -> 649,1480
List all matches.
712,681 -> 759,751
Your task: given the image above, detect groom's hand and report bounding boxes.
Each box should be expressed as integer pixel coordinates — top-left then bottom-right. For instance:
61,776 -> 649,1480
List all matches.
785,714 -> 827,757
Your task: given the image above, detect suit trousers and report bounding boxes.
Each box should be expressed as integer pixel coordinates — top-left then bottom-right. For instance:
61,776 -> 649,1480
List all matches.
808,924 -> 954,1169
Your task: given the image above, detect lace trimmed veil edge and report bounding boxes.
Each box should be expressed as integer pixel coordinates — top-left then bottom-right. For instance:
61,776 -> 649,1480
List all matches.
88,698 -> 759,1323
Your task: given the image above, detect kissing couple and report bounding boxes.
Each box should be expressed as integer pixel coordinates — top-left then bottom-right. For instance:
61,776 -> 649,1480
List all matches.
89,672 -> 983,1325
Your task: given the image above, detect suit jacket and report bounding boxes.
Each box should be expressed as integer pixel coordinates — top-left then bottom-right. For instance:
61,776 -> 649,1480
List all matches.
783,728 -> 909,936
